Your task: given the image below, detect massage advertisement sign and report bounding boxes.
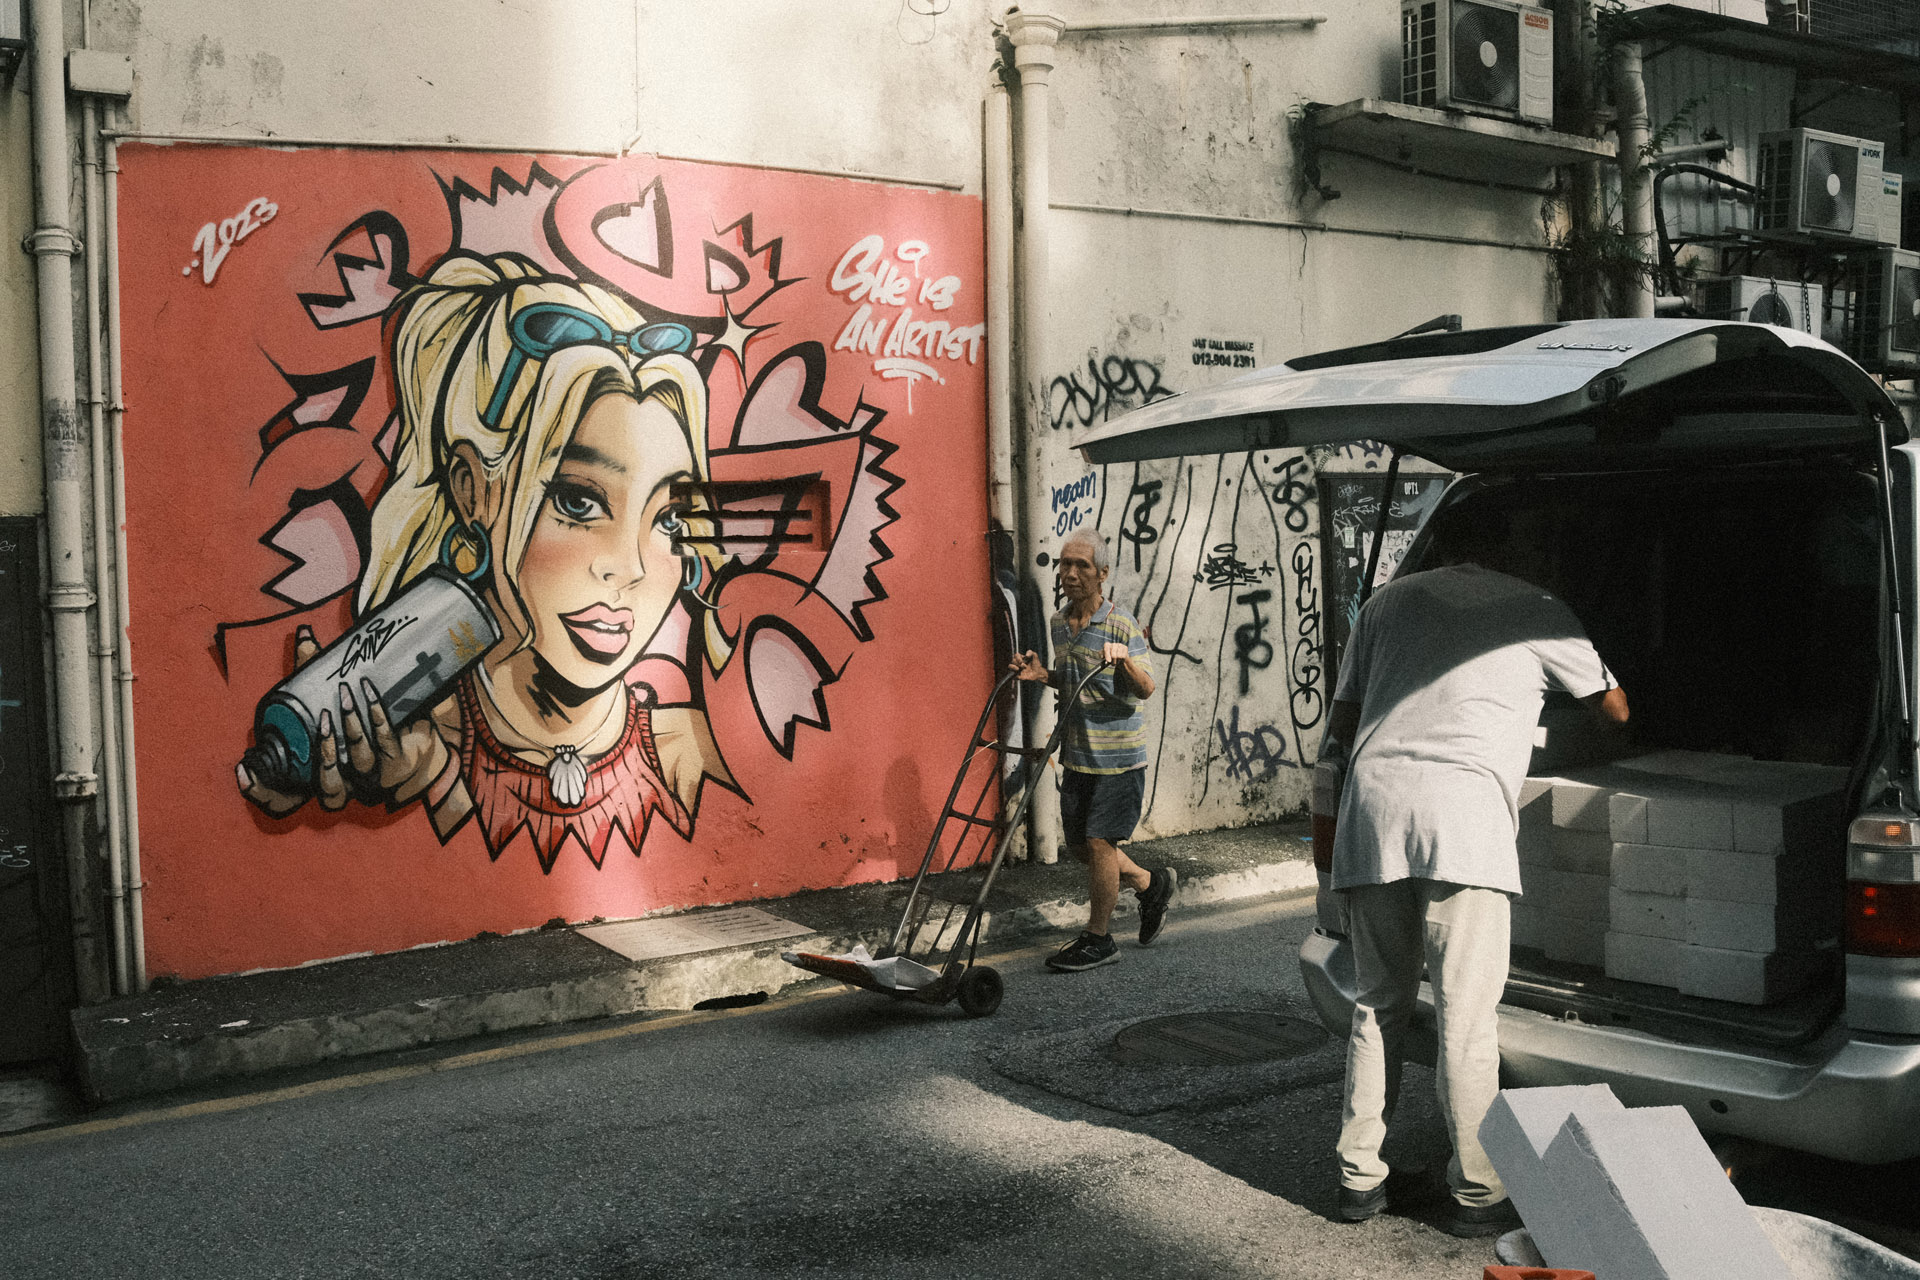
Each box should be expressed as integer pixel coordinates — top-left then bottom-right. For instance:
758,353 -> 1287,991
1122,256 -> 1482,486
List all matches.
117,146 -> 991,978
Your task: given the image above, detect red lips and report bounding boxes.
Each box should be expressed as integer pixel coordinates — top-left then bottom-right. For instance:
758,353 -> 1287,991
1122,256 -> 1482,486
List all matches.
560,603 -> 634,657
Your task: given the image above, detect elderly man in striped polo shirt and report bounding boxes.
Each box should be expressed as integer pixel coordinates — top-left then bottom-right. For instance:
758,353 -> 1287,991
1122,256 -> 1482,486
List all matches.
1013,529 -> 1177,972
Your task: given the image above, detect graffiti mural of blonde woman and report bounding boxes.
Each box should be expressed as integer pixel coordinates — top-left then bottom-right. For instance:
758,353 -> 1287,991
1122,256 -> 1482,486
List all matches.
237,252 -> 733,869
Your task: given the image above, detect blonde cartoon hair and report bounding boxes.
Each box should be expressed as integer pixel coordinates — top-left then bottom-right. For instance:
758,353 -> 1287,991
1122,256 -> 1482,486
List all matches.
361,252 -> 731,670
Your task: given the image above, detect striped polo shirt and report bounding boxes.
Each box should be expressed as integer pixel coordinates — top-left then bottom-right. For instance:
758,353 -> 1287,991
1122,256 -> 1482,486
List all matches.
1050,597 -> 1151,774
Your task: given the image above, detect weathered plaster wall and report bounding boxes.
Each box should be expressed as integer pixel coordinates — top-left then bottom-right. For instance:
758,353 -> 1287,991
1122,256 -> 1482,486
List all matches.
14,0 -> 1568,976
1,70 -> 44,516
93,0 -> 640,151
1023,2 -> 1555,834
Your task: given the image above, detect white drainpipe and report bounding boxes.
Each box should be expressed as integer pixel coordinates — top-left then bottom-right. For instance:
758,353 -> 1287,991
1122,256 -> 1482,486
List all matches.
81,96 -> 130,995
28,0 -> 109,1002
104,119 -> 145,991
984,66 -> 1016,536
1611,40 -> 1657,319
1006,8 -> 1065,864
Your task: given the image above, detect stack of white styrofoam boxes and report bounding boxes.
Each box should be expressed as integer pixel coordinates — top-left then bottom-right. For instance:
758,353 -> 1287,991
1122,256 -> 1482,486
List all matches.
1481,1084 -> 1793,1279
1516,752 -> 1846,1003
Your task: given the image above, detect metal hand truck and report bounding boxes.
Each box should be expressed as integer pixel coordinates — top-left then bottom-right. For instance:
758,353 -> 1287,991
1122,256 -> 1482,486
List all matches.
783,662 -> 1108,1017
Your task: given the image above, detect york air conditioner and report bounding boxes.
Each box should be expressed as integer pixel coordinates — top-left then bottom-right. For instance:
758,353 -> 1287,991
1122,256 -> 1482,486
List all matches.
1694,276 -> 1824,336
1843,248 -> 1920,375
1756,127 -> 1902,247
1400,0 -> 1553,127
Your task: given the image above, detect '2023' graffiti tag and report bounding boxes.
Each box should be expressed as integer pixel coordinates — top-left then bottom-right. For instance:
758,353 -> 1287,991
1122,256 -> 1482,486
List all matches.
185,197 -> 279,285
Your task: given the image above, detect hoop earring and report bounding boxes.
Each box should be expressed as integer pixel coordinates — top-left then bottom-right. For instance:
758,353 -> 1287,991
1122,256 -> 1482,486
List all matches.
680,555 -> 720,609
439,520 -> 493,584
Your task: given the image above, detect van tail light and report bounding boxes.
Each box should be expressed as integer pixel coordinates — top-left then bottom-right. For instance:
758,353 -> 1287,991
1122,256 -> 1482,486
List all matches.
1847,815 -> 1920,958
1847,883 -> 1920,957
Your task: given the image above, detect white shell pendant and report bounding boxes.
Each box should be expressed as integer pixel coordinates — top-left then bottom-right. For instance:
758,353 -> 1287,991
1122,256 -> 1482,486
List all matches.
548,745 -> 589,808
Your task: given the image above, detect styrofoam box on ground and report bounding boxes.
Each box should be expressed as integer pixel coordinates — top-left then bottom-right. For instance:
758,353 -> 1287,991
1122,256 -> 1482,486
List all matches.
1610,887 -> 1685,940
1478,1085 -> 1626,1271
1541,1105 -> 1793,1280
1550,870 -> 1610,921
1606,931 -> 1683,986
1611,842 -> 1688,897
1546,912 -> 1608,966
1513,901 -> 1544,950
1681,943 -> 1829,1004
1686,847 -> 1820,906
1550,827 -> 1612,875
1685,897 -> 1833,952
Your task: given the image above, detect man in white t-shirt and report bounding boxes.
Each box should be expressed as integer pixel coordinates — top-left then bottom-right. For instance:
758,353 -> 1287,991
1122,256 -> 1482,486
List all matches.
1320,507 -> 1628,1237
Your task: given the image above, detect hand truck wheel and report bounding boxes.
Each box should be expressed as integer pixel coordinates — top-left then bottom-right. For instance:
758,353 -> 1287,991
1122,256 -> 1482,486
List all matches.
955,965 -> 1004,1017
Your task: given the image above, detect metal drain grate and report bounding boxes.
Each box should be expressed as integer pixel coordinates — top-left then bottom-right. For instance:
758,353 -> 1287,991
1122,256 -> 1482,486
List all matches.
1108,1011 -> 1329,1066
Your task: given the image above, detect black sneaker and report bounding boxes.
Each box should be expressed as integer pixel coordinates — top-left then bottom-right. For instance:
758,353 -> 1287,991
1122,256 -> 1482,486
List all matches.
1338,1165 -> 1446,1224
1137,866 -> 1177,945
1441,1196 -> 1520,1239
1047,932 -> 1120,972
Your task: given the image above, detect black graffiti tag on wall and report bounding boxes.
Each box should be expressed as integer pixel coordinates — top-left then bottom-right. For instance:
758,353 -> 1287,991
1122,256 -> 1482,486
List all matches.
1269,456 -> 1314,534
1288,539 -> 1324,732
1232,588 -> 1274,697
1215,705 -> 1289,781
1047,354 -> 1172,431
1195,542 -> 1271,591
1119,478 -> 1163,573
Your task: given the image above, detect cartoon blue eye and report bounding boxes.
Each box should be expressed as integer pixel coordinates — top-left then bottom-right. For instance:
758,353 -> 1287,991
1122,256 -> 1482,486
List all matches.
550,484 -> 607,523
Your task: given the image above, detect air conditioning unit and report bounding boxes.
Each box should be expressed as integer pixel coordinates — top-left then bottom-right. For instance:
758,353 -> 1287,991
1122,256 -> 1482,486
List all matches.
1756,127 -> 1902,247
1695,276 -> 1825,335
1843,248 -> 1920,374
1401,0 -> 1554,127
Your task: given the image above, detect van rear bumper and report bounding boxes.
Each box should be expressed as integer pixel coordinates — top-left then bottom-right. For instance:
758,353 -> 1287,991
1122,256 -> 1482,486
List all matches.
1299,927 -> 1920,1165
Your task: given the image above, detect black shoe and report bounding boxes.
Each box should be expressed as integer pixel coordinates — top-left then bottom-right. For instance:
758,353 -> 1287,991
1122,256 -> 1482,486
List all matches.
1441,1197 -> 1520,1239
1137,866 -> 1177,945
1338,1183 -> 1387,1222
1338,1165 -> 1446,1223
1047,932 -> 1120,972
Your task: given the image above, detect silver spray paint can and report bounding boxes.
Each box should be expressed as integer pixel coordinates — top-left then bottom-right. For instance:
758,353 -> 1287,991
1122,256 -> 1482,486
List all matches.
242,566 -> 501,795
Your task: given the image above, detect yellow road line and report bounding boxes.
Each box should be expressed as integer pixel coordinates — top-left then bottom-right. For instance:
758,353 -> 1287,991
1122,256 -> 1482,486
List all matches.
0,937 -> 1062,1151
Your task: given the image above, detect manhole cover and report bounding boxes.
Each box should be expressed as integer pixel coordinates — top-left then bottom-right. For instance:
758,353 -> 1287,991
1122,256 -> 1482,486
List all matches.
1107,1010 -> 1329,1066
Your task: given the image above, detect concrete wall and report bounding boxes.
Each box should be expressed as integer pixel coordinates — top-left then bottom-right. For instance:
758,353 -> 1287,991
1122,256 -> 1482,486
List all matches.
1023,2 -> 1554,834
15,0 -> 1570,976
1,64 -> 43,516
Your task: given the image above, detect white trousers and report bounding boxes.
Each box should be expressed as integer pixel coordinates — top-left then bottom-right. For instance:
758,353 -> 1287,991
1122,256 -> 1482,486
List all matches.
1335,878 -> 1511,1207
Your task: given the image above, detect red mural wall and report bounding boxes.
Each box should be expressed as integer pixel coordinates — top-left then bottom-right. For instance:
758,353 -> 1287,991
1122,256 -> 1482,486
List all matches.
117,146 -> 993,979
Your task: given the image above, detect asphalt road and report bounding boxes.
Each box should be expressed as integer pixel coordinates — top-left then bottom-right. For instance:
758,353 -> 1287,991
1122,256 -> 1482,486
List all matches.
2,891 -> 1915,1278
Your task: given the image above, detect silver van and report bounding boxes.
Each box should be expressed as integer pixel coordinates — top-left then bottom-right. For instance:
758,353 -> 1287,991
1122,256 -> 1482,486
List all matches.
1076,319 -> 1920,1165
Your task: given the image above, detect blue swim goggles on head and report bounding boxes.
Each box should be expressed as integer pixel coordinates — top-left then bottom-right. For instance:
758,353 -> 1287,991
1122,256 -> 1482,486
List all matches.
481,302 -> 696,428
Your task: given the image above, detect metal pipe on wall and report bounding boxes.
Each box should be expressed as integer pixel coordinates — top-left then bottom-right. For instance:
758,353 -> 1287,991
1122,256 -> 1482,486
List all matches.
1611,40 -> 1658,319
81,96 -> 130,996
1006,8 -> 1065,865
28,0 -> 110,1003
103,118 -> 145,991
984,68 -> 1016,535
1062,13 -> 1326,33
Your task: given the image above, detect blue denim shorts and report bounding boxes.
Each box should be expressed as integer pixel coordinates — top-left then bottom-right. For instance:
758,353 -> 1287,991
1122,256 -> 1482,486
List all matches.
1059,767 -> 1145,845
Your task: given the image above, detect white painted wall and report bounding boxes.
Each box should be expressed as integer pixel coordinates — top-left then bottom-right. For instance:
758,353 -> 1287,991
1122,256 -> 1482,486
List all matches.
0,74 -> 43,516
1027,2 -> 1558,834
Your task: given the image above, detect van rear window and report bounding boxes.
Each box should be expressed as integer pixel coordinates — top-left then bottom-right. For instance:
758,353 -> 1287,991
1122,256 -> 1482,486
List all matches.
1284,324 -> 1563,372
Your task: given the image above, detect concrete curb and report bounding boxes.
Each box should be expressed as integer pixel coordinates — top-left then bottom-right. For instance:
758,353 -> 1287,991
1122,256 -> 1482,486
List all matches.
70,822 -> 1314,1105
